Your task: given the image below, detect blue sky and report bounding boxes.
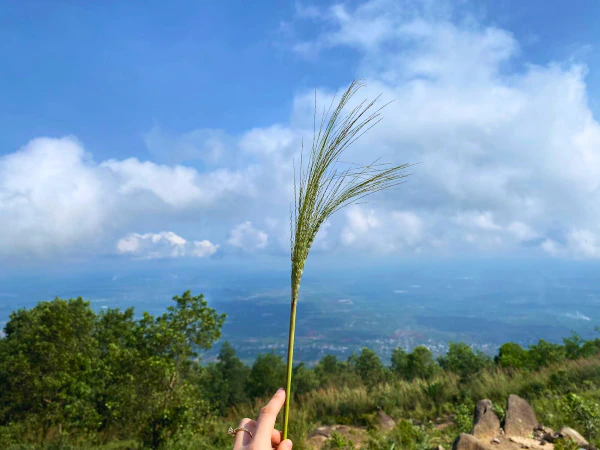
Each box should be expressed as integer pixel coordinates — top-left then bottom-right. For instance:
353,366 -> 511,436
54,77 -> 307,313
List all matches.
2,0 -> 600,270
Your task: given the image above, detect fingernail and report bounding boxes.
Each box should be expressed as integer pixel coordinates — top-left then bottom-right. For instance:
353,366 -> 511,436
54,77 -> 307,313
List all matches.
277,387 -> 285,392
284,440 -> 293,450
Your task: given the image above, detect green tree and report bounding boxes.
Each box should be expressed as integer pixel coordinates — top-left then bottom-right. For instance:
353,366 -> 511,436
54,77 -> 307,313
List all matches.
528,339 -> 566,369
495,342 -> 530,369
94,307 -> 141,437
391,347 -> 410,379
563,332 -> 600,360
407,346 -> 438,380
0,298 -> 100,440
133,290 -> 225,448
205,342 -> 250,413
247,353 -> 286,399
292,362 -> 319,396
438,342 -> 492,378
314,354 -> 342,386
356,348 -> 387,388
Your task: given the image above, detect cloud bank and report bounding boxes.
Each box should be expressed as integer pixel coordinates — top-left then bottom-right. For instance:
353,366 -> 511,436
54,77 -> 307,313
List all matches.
116,231 -> 218,259
2,0 -> 600,262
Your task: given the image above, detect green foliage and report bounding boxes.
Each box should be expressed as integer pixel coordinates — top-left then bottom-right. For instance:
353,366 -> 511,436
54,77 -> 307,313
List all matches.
391,347 -> 409,378
315,354 -> 343,386
0,291 -> 224,449
496,342 -> 530,369
493,404 -> 505,424
528,339 -> 566,369
293,363 -> 319,396
0,297 -> 100,438
356,348 -> 388,389
563,332 -> 600,360
247,353 -> 286,399
407,346 -> 438,380
454,404 -> 474,434
366,420 -> 431,450
559,393 -> 600,441
554,437 -> 580,450
1,292 -> 600,449
323,432 -> 355,450
438,342 -> 492,378
205,342 -> 250,414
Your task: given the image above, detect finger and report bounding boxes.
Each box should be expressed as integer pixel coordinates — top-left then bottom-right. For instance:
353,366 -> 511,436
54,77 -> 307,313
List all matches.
277,438 -> 293,450
245,419 -> 258,437
233,418 -> 255,450
271,429 -> 283,446
255,388 -> 286,445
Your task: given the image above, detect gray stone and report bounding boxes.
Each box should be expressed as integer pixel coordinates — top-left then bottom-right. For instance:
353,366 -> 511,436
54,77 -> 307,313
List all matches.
453,434 -> 495,450
504,395 -> 539,438
378,411 -> 396,430
558,427 -> 588,447
509,436 -> 554,450
472,399 -> 502,439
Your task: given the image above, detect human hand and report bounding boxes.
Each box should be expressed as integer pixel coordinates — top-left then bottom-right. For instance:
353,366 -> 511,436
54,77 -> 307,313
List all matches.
231,388 -> 292,450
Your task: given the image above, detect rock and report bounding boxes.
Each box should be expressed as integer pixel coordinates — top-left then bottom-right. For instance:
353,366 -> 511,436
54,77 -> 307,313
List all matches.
505,395 -> 539,438
492,438 -> 501,444
472,399 -> 502,439
509,436 -> 554,450
307,425 -> 368,450
377,411 -> 396,430
308,426 -> 333,438
453,433 -> 495,450
558,427 -> 588,447
437,446 -> 445,450
307,435 -> 328,448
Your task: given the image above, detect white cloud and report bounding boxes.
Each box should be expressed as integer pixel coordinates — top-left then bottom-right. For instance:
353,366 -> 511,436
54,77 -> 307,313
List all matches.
283,0 -> 600,258
507,222 -> 538,241
143,125 -> 230,165
455,211 -> 502,231
340,206 -> 424,253
565,311 -> 591,321
239,125 -> 296,155
0,137 -> 255,258
0,137 -> 111,256
542,229 -> 600,259
5,0 -> 600,262
102,157 -> 255,208
116,231 -> 218,259
227,221 -> 269,252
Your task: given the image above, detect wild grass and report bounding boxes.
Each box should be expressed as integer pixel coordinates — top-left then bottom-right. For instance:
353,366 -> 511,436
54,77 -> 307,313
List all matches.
288,356 -> 600,428
285,80 -> 412,437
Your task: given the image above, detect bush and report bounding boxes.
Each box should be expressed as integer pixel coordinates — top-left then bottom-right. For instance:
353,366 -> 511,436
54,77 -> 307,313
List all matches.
454,404 -> 474,434
559,393 -> 600,441
323,432 -> 355,450
366,420 -> 431,450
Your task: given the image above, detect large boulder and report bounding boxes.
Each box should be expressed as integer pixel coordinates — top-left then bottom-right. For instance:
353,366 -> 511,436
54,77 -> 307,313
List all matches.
453,434 -> 495,450
472,399 -> 501,439
504,395 -> 539,438
509,436 -> 555,450
558,427 -> 588,447
377,411 -> 396,430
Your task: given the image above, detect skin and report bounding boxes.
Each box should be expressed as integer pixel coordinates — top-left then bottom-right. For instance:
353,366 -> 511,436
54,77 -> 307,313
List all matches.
233,388 -> 293,450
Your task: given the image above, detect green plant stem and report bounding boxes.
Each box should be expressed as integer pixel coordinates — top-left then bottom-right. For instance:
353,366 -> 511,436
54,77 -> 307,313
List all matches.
282,297 -> 298,439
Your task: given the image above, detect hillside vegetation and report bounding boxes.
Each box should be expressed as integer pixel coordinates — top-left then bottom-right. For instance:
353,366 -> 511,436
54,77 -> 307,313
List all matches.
0,292 -> 599,450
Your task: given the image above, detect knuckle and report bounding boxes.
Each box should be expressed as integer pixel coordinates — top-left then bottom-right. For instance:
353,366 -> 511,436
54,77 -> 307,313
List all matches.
238,418 -> 251,427
260,405 -> 273,416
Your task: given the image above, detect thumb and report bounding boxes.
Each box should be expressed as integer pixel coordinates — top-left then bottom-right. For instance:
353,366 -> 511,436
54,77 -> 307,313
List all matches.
277,439 -> 293,450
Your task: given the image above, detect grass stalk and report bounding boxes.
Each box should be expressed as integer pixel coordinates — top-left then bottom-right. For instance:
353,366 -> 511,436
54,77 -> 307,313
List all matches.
283,80 -> 412,438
